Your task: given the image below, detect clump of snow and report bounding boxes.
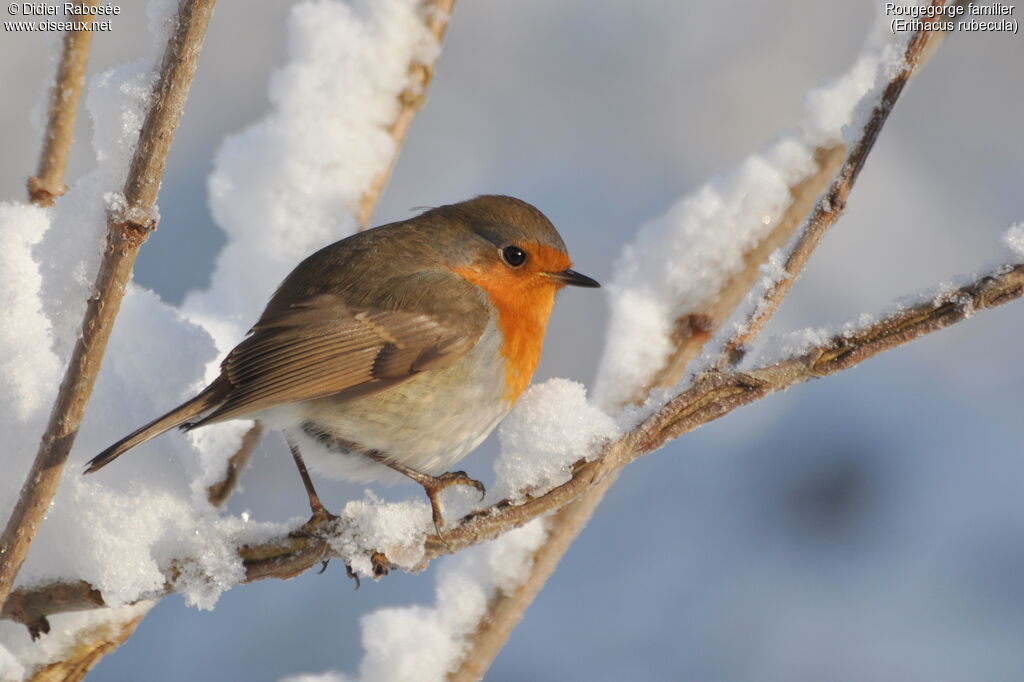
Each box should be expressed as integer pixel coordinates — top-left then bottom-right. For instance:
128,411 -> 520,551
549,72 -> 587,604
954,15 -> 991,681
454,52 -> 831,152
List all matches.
594,10 -> 911,411
1003,223 -> 1024,258
0,644 -> 23,682
0,203 -> 59,422
349,519 -> 547,681
492,379 -> 620,504
332,493 -> 433,576
594,139 -> 816,409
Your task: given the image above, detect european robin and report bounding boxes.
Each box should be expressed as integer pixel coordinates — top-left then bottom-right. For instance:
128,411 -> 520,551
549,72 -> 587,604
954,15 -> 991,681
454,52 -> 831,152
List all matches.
85,195 -> 599,527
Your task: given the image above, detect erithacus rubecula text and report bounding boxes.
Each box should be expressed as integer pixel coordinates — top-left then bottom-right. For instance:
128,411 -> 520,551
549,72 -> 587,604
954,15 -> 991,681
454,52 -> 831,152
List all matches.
85,195 -> 599,527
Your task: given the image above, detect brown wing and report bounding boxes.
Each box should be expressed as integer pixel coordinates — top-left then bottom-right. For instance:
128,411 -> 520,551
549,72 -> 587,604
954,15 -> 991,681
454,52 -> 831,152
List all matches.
189,294 -> 483,427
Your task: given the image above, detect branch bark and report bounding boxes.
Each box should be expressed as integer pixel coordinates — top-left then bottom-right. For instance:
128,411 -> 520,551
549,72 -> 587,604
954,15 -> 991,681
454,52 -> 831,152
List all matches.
0,0 -> 217,611
6,261 -> 1021,632
356,0 -> 458,229
718,1 -> 951,366
26,0 -> 99,206
448,4 -> 956,675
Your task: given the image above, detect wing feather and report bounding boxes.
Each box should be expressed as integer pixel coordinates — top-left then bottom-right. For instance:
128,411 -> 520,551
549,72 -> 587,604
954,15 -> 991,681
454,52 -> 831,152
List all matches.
190,293 -> 484,427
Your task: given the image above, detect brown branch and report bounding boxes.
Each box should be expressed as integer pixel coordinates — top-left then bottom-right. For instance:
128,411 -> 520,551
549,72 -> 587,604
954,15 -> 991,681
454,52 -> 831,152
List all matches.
0,0 -> 217,611
25,607 -> 148,682
210,0 -> 461,505
26,0 -> 99,206
6,262 -> 1020,631
356,0 -> 458,229
446,5 -> 958,674
617,143 -> 846,407
205,422 -> 264,507
718,0 -> 952,367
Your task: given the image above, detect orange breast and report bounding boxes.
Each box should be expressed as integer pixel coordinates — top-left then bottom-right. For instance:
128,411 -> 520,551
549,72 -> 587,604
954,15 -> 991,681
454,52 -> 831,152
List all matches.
452,243 -> 569,402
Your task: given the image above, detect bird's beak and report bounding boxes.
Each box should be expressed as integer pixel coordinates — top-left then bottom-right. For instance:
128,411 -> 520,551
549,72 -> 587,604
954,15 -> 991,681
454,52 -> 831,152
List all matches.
547,268 -> 600,288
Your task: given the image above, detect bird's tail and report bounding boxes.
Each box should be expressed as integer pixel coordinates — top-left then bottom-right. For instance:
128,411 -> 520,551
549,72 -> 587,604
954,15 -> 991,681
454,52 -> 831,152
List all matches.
84,380 -> 226,474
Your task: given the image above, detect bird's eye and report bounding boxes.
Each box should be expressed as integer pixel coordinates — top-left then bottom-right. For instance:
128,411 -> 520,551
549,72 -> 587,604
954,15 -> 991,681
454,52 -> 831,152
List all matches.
501,245 -> 527,267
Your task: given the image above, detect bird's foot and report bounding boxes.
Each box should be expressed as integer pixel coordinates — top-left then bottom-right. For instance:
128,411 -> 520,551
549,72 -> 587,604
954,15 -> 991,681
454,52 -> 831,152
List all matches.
419,470 -> 486,530
293,504 -> 339,541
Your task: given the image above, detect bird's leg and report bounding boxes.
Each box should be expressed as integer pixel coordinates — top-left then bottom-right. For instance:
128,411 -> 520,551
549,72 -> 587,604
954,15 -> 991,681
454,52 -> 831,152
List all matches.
357,448 -> 485,530
286,438 -> 336,524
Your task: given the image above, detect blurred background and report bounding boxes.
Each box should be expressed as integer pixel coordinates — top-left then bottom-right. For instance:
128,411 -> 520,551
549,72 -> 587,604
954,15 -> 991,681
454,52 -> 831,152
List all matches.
2,1 -> 1022,680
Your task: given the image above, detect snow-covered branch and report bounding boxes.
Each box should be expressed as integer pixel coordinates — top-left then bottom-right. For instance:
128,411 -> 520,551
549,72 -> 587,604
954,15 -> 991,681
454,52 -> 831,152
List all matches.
0,0 -> 217,611
717,2 -> 954,367
6,259 -> 1021,634
449,6 -> 961,676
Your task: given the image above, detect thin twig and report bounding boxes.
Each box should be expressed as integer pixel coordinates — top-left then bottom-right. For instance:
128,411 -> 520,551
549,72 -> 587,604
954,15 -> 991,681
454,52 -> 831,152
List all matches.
718,0 -> 951,366
0,0 -> 218,611
445,7 -> 956,674
356,0 -> 457,229
209,0 -> 461,505
205,422 -> 264,507
617,143 -> 845,407
26,0 -> 99,206
448,144 -> 845,681
6,262 -> 1021,631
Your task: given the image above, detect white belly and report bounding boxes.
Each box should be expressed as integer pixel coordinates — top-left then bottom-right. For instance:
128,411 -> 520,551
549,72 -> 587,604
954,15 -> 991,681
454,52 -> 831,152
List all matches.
261,321 -> 511,484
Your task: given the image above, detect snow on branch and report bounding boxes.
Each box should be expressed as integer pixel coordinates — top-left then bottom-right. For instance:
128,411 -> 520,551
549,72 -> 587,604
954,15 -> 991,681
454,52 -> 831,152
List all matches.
0,0 -> 217,612
451,4 -> 965,676
5,259 -> 1021,635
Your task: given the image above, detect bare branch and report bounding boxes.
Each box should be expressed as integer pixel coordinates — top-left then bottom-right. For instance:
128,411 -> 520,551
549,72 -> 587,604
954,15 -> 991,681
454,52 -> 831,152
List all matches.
205,422 -> 264,507
0,0 -> 218,610
26,0 -> 99,206
6,262 -> 1020,629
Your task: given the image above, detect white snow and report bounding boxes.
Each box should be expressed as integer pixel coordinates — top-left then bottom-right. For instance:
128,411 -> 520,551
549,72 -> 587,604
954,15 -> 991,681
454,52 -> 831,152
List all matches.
0,0 -> 447,677
593,139 -> 817,409
593,6 -> 912,411
351,519 -> 547,682
183,0 -> 442,356
492,379 -> 621,504
0,603 -> 154,679
1003,223 -> 1024,258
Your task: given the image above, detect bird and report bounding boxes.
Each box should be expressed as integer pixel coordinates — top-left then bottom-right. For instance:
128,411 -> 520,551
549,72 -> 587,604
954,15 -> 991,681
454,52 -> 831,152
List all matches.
85,195 -> 599,528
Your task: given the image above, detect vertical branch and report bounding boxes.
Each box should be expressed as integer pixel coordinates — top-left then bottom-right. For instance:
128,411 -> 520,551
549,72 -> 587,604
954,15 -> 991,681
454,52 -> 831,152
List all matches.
617,143 -> 845,406
26,0 -> 99,206
0,0 -> 218,610
447,5 -> 954,678
448,472 -> 619,682
718,2 -> 951,365
355,0 -> 457,229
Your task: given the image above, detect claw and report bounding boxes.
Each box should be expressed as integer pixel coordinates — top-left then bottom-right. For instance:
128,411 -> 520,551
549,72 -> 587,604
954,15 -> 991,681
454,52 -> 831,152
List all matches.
421,471 -> 486,529
345,563 -> 361,590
